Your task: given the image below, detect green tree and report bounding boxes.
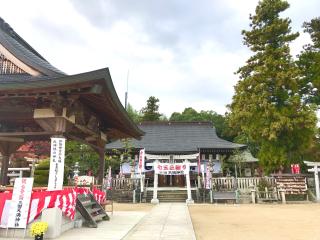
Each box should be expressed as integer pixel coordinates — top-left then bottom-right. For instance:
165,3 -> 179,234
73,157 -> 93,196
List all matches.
298,17 -> 320,104
141,96 -> 161,121
228,0 -> 317,173
169,107 -> 235,140
127,103 -> 142,123
65,141 -> 100,176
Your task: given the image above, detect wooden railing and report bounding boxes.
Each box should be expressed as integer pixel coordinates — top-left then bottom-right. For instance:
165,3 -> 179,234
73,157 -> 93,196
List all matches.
212,177 -> 276,191
111,178 -> 140,190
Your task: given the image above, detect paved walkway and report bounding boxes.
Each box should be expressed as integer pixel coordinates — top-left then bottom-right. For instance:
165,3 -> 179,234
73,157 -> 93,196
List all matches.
0,203 -> 196,240
56,211 -> 146,240
123,203 -> 196,240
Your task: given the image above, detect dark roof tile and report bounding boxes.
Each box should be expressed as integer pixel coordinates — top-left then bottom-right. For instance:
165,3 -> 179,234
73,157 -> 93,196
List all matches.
106,122 -> 245,153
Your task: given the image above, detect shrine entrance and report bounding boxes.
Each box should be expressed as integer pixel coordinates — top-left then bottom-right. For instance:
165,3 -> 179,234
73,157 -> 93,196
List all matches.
159,175 -> 185,187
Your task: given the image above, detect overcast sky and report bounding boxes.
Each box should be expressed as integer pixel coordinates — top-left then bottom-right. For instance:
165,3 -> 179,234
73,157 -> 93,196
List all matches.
1,1 -> 319,117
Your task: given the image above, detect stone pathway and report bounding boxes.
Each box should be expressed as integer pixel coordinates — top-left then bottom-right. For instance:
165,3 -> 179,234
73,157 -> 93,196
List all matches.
123,203 -> 196,240
55,211 -> 146,240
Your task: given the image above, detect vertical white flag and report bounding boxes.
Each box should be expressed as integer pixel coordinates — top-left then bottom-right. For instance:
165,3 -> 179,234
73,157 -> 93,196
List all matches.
7,178 -> 34,228
138,149 -> 145,174
48,137 -> 66,191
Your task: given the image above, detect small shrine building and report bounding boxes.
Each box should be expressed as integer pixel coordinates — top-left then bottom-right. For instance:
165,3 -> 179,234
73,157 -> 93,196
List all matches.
106,121 -> 245,203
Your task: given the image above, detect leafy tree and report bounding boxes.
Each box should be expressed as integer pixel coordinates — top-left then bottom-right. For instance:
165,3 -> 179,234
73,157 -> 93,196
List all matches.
127,103 -> 142,123
169,107 -> 235,140
141,96 -> 161,121
105,138 -> 135,175
65,141 -> 100,176
228,0 -> 317,173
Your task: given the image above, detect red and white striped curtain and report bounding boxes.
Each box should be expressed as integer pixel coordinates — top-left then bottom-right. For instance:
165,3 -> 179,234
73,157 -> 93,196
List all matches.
0,187 -> 106,227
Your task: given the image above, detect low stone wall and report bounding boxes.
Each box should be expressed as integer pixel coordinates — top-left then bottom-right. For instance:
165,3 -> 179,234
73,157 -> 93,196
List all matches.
0,208 -> 82,239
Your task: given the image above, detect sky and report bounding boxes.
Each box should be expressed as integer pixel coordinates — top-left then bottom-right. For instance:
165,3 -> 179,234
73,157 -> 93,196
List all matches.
1,0 -> 319,117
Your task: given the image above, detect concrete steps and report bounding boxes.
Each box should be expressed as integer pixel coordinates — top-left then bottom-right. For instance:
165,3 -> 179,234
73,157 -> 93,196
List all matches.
146,190 -> 189,203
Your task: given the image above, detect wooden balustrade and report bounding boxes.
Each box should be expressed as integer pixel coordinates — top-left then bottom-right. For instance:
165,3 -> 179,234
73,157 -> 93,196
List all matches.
111,178 -> 140,190
212,177 -> 276,191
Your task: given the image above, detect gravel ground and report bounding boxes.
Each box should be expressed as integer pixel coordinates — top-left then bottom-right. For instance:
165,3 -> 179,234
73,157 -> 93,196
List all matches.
189,203 -> 320,240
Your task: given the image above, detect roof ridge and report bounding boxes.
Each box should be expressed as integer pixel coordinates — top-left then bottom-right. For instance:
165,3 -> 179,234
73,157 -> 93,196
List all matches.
139,121 -> 213,126
0,17 -> 48,62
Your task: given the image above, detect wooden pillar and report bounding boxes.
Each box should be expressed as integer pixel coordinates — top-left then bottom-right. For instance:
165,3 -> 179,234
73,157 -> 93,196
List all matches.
96,139 -> 106,185
0,138 -> 24,186
98,147 -> 105,185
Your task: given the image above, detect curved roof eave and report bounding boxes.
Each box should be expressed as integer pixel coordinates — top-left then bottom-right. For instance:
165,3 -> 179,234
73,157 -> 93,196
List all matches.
0,27 -> 65,77
0,68 -> 144,139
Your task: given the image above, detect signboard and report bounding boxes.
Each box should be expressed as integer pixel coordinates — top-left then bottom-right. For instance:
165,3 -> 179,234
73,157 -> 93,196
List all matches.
48,137 -> 66,191
155,163 -> 188,175
205,165 -> 212,189
7,178 -> 33,228
106,166 -> 112,190
74,176 -> 94,186
138,149 -> 145,174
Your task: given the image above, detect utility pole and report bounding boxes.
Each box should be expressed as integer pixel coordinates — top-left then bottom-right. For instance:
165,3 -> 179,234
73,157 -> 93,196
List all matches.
125,70 -> 129,110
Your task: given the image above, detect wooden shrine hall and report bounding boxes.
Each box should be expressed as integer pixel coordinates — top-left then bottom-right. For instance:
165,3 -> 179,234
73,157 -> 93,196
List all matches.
0,17 -> 143,186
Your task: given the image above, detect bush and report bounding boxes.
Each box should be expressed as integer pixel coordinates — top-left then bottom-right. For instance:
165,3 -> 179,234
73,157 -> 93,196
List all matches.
34,159 -> 69,186
257,178 -> 272,191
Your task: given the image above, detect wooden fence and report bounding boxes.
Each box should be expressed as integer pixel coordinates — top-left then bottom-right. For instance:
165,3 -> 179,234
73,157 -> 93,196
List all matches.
212,177 -> 276,191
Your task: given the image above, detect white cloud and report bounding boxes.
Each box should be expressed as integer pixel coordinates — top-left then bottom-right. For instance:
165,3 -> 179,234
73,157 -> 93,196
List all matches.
1,0 -> 319,117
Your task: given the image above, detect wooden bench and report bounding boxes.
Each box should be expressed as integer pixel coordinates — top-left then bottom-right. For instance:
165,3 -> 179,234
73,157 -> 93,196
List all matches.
213,191 -> 238,203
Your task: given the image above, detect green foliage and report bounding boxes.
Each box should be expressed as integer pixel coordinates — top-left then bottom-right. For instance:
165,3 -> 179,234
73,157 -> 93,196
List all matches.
65,141 -> 100,176
257,178 -> 272,192
228,0 -> 317,173
298,18 -> 320,104
105,138 -> 135,174
34,159 -> 49,185
169,107 -> 235,140
141,96 -> 161,121
127,103 -> 142,123
34,159 -> 69,186
229,149 -> 246,177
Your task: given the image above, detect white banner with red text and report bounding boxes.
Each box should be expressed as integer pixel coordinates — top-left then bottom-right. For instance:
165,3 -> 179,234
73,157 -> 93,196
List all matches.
7,178 -> 34,228
138,149 -> 145,174
154,163 -> 188,175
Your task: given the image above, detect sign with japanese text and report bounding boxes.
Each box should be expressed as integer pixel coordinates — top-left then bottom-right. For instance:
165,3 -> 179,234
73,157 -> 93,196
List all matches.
138,149 -> 145,174
48,137 -> 66,191
155,163 -> 188,175
74,176 -> 94,186
205,165 -> 212,189
7,178 -> 33,228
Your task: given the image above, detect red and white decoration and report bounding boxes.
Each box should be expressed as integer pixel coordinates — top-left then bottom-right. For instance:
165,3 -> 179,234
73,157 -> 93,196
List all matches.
0,187 -> 106,228
155,163 -> 188,175
138,149 -> 145,174
291,164 -> 300,174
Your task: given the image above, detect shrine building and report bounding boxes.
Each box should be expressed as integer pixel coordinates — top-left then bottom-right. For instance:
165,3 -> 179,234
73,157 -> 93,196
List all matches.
0,17 -> 143,186
106,121 -> 245,203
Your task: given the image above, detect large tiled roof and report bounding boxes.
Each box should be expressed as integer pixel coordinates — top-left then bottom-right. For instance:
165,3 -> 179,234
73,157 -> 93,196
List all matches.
106,121 -> 246,154
0,17 -> 65,77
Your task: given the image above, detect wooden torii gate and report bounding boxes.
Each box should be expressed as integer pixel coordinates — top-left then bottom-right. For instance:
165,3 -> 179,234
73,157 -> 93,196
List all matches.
304,161 -> 320,201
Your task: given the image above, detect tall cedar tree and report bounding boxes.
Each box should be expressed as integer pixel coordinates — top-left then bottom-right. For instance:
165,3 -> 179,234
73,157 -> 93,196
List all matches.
141,96 -> 161,121
298,18 -> 320,161
298,18 -> 320,104
228,0 -> 317,172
